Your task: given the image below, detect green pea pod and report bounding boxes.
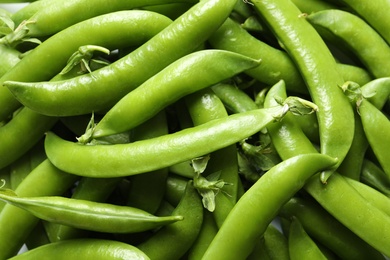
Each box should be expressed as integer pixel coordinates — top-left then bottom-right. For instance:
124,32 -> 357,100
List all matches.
291,0 -> 338,13
0,160 -> 79,259
359,99 -> 390,179
336,0 -> 390,45
288,217 -> 327,260
9,239 -> 150,260
0,44 -> 21,78
137,181 -> 203,260
0,188 -> 183,234
252,0 -> 354,183
307,9 -> 390,78
280,196 -> 384,260
361,159 -> 390,197
4,0 -> 239,118
0,10 -> 173,122
45,105 -> 290,178
202,153 -> 338,260
263,223 -> 289,260
86,49 -> 261,138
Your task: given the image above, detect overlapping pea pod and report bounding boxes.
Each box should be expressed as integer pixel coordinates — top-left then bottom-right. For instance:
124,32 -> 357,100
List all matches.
201,153 -> 338,260
264,80 -> 390,258
4,0 -> 239,118
78,49 -> 261,141
251,0 -> 355,183
0,44 -> 20,78
306,9 -> 390,79
8,239 -> 150,260
0,10 -> 173,122
44,94 -> 318,178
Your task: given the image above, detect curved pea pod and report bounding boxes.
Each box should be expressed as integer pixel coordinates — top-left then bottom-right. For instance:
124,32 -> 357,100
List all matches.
361,159 -> 390,197
45,105 -> 288,178
0,188 -> 183,234
8,239 -> 150,260
201,153 -> 338,260
87,49 -> 261,139
4,0 -> 239,118
306,9 -> 390,78
359,99 -> 390,179
288,217 -> 327,260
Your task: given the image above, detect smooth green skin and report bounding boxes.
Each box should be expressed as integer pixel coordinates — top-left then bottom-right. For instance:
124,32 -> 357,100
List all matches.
263,223 -> 289,260
9,149 -> 32,190
0,10 -> 173,122
22,0 -> 196,37
137,181 -> 203,260
0,107 -> 57,170
44,106 -> 284,178
0,44 -> 21,78
265,80 -> 387,258
142,2 -> 194,20
45,177 -> 121,242
11,0 -> 61,26
0,189 -> 183,234
336,63 -> 372,86
291,0 -> 337,13
9,239 -> 150,260
91,49 -> 261,137
288,217 -> 327,260
187,210 -> 218,260
126,110 -> 169,215
280,196 -> 383,260
252,0 -> 354,179
0,160 -> 79,259
202,154 -> 338,260
4,0 -> 238,117
345,177 -> 390,217
359,99 -> 390,179
335,0 -> 390,45
307,9 -> 390,79
361,159 -> 390,197
247,237 -> 271,260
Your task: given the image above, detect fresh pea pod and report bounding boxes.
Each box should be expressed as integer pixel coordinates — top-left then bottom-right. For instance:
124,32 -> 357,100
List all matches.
0,188 -> 183,234
361,159 -> 390,197
359,99 -> 390,179
291,0 -> 337,13
288,217 -> 328,260
202,153 -> 338,260
252,0 -> 354,183
9,239 -> 150,260
45,104 -> 291,178
83,49 -> 261,139
307,9 -> 390,78
0,44 -> 21,78
4,0 -> 239,117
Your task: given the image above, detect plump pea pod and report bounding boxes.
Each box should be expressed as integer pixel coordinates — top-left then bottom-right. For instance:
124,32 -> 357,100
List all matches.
0,159 -> 79,259
0,10 -> 173,122
9,239 -> 150,260
307,9 -> 390,79
137,181 -> 203,260
4,0 -> 238,118
345,177 -> 390,217
251,0 -> 354,183
0,187 -> 184,234
45,105 -> 289,178
280,196 -> 384,260
0,107 -> 57,169
10,0 -> 61,26
0,44 -> 21,78
247,237 -> 271,260
45,177 -> 121,242
142,2 -> 194,20
361,159 -> 390,197
202,153 -> 338,260
334,0 -> 390,45
291,0 -> 338,13
9,149 -> 32,190
359,99 -> 390,179
8,0 -> 196,39
288,217 -> 327,260
262,223 -> 289,260
336,63 -> 372,86
85,49 -> 261,139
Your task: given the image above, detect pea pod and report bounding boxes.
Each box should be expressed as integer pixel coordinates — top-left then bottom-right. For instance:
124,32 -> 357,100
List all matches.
0,10 -> 173,122
359,99 -> 390,179
288,217 -> 327,260
361,159 -> 390,197
0,44 -> 20,78
84,49 -> 261,139
252,0 -> 354,183
4,0 -> 239,117
45,104 -> 291,178
202,153 -> 338,260
9,239 -> 150,260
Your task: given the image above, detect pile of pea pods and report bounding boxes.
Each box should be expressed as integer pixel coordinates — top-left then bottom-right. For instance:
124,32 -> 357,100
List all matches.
1,0 -> 390,259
